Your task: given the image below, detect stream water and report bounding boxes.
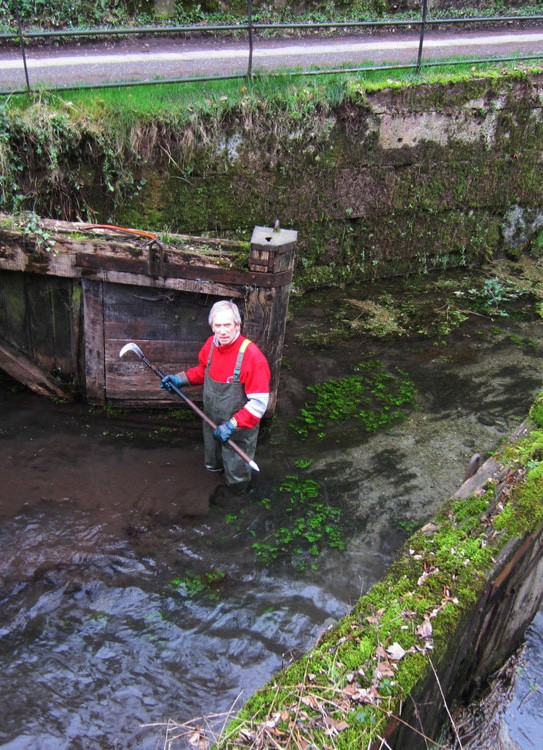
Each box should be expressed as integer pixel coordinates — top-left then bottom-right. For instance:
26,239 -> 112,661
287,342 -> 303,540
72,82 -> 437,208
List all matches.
1,271 -> 543,749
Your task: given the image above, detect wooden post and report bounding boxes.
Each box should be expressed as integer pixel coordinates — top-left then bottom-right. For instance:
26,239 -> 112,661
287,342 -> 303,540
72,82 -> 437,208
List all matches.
81,278 -> 106,404
248,224 -> 298,275
245,224 -> 298,413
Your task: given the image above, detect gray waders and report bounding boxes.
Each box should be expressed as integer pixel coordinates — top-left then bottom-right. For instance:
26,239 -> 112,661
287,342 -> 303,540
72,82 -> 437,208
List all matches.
202,341 -> 259,489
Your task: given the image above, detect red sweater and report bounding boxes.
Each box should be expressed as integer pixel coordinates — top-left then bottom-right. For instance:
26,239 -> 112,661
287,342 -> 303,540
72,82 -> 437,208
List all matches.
185,335 -> 270,429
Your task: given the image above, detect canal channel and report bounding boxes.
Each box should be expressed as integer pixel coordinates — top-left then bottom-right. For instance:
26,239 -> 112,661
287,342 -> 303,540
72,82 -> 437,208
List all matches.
1,264 -> 542,748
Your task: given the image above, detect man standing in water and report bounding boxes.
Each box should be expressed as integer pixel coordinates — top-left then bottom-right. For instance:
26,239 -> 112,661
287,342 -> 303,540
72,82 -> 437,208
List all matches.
161,300 -> 270,501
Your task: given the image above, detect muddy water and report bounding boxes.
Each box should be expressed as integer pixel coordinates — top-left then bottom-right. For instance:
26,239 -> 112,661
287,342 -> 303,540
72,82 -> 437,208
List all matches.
1,280 -> 543,749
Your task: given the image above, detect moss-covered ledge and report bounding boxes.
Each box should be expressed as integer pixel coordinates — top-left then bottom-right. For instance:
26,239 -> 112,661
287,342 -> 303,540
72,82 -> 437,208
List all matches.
216,393 -> 543,749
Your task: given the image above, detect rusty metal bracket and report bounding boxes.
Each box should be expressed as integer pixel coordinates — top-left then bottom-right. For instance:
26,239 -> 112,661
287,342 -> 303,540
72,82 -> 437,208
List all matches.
145,239 -> 165,278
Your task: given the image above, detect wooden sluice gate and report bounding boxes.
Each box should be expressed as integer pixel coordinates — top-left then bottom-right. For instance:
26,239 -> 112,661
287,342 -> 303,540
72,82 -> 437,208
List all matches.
0,214 -> 297,411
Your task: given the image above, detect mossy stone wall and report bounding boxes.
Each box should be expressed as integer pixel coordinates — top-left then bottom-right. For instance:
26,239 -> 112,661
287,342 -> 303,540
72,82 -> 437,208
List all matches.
3,73 -> 543,291
114,74 -> 543,289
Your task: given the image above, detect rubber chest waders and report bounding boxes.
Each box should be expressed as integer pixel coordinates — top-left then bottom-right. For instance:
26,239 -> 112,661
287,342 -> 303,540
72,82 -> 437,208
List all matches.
203,338 -> 259,488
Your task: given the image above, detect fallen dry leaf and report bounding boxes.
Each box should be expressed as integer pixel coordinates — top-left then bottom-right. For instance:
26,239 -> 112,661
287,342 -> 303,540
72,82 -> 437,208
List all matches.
386,642 -> 407,661
416,618 -> 433,639
263,712 -> 281,729
301,694 -> 320,710
188,728 -> 209,750
375,662 -> 396,679
324,716 -> 349,735
342,684 -> 378,704
417,565 -> 439,586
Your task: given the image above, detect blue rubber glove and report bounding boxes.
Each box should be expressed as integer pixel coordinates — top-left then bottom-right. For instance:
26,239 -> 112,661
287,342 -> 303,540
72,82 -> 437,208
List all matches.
213,419 -> 237,443
161,373 -> 187,393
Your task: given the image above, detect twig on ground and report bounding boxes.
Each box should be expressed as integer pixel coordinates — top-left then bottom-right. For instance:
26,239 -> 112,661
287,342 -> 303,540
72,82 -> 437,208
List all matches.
429,657 -> 464,750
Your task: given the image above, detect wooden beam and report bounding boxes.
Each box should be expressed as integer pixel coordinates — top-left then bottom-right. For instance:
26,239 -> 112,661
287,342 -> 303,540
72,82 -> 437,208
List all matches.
0,337 -> 71,399
75,253 -> 293,288
81,279 -> 106,404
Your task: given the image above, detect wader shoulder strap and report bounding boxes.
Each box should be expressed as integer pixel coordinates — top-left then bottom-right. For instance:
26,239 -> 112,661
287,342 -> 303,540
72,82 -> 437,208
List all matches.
206,341 -> 215,370
233,338 -> 251,383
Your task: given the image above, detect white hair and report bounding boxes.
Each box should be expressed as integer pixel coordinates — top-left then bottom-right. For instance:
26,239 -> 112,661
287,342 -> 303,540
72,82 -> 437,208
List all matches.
208,300 -> 241,326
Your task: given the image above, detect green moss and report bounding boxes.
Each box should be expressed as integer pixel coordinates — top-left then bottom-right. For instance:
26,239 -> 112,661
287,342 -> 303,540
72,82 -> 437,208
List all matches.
529,394 -> 543,429
217,390 -> 543,748
451,493 -> 492,525
501,427 -> 543,471
494,461 -> 543,536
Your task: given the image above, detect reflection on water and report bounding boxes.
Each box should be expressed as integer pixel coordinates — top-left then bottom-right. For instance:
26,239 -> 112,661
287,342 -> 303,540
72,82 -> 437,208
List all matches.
0,498 -> 350,749
1,303 -> 543,748
506,609 -> 543,749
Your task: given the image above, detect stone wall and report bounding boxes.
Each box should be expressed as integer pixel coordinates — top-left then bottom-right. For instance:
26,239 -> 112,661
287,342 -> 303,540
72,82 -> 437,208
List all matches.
115,73 -> 543,289
3,73 -> 543,292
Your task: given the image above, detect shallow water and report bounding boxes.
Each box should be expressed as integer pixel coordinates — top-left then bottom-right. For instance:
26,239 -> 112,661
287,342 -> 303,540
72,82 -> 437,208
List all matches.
1,283 -> 543,748
0,390 -> 369,750
506,609 -> 543,749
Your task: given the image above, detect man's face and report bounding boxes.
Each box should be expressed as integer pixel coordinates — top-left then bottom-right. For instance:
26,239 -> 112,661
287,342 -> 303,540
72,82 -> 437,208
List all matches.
212,309 -> 240,346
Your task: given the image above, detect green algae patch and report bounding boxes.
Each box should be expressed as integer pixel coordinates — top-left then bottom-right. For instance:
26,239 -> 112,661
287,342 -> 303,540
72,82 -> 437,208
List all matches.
289,360 -> 416,440
252,474 -> 346,571
216,394 -> 543,749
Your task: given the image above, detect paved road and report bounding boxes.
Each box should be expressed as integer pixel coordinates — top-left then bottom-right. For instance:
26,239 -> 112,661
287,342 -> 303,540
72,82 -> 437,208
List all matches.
1,26 -> 542,90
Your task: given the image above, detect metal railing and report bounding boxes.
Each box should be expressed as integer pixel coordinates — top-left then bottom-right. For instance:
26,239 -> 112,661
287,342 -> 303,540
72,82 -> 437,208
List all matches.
1,0 -> 543,95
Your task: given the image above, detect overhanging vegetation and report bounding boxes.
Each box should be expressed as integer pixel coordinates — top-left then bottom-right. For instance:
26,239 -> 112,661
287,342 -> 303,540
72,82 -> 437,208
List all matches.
2,66 -> 543,293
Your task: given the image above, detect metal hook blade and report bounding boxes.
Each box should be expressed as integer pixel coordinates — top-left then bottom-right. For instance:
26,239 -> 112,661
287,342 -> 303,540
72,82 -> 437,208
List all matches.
119,342 -> 144,359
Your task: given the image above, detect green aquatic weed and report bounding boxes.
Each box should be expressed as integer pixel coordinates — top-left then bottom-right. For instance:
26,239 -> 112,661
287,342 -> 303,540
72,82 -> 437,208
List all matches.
290,360 -> 416,439
471,277 -> 522,317
252,474 -> 345,570
171,570 -> 226,599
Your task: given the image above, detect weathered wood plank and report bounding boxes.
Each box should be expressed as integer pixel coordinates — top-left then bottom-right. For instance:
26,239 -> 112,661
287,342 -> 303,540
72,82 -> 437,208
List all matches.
106,337 -> 204,403
71,284 -> 83,390
76,252 -> 293,288
80,268 -> 244,297
0,271 -> 30,353
81,279 -> 105,404
0,337 -> 71,399
102,284 -> 212,404
24,275 -> 73,374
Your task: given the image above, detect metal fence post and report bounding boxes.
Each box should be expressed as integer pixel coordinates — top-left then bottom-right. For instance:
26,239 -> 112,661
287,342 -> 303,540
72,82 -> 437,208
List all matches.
1,6 -> 542,96
416,0 -> 429,75
247,0 -> 254,80
13,0 -> 31,93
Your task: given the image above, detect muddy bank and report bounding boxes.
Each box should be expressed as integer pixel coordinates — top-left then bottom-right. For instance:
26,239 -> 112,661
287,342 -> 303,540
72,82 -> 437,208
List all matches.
0,386 -> 227,549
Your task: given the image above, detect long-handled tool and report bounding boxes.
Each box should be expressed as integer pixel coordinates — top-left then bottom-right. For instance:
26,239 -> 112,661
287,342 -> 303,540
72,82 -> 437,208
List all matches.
119,342 -> 259,472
